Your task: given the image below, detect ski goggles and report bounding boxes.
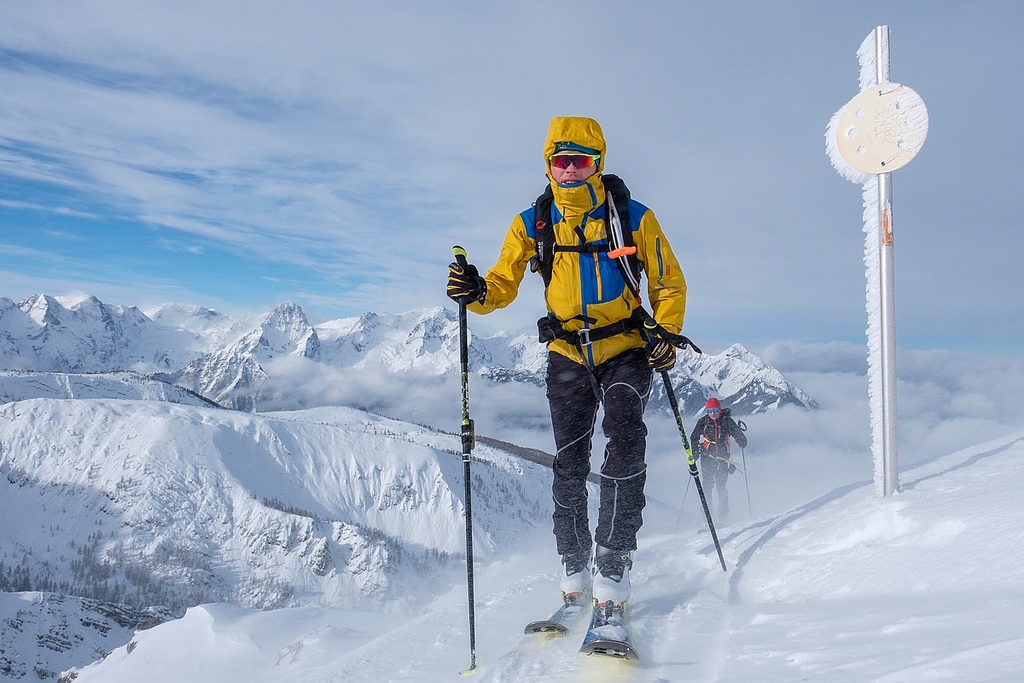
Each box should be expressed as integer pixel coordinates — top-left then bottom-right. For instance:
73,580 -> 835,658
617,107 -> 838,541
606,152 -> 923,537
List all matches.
548,153 -> 600,170
707,409 -> 720,415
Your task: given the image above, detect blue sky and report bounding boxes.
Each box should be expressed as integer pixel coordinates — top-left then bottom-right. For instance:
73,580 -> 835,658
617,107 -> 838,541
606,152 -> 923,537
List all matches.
1,1 -> 1022,354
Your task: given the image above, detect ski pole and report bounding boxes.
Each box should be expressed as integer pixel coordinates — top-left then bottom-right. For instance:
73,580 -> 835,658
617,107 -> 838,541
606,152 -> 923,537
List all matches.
452,245 -> 478,672
664,372 -> 727,571
737,420 -> 752,518
644,321 -> 727,571
673,476 -> 692,534
740,447 -> 752,518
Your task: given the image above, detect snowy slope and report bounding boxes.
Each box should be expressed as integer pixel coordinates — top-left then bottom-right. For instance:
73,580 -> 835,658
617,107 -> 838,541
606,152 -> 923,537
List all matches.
0,399 -> 551,615
61,432 -> 1024,681
0,370 -> 217,407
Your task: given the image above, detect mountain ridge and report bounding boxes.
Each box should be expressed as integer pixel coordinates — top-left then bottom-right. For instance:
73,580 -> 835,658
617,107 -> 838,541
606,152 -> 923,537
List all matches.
1,294 -> 817,416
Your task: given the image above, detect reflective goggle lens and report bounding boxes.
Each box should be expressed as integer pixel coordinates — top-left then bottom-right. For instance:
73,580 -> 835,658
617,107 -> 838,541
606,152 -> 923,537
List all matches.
549,154 -> 599,170
707,409 -> 720,414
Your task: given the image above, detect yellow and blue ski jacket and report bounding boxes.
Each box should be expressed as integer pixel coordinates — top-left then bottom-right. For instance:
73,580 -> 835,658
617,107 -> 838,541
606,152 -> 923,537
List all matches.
470,116 -> 687,368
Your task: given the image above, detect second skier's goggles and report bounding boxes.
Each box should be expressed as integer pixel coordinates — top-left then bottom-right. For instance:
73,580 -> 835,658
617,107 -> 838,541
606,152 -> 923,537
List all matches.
549,153 -> 599,170
707,408 -> 720,415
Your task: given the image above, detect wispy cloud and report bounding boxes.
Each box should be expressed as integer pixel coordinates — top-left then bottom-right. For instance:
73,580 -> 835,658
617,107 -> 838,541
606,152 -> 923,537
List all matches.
1,2 -> 1022,350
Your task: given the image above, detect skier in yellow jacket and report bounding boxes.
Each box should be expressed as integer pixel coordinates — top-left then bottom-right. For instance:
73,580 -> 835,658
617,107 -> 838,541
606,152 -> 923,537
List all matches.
447,117 -> 687,612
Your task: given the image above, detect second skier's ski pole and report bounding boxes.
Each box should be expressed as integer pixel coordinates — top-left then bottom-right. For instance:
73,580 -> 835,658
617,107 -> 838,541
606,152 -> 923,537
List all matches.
738,420 -> 752,518
644,320 -> 727,571
452,245 -> 478,672
673,477 -> 692,533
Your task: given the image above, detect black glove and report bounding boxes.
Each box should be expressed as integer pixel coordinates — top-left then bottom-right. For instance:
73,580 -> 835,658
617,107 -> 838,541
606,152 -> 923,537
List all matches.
728,463 -> 737,475
648,340 -> 676,372
447,261 -> 486,304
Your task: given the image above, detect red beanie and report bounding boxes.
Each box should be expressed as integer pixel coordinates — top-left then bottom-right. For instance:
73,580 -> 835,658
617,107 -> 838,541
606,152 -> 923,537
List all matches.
705,397 -> 721,410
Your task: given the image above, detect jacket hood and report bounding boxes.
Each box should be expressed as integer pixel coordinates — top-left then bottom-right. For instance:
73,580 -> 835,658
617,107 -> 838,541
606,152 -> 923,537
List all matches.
543,117 -> 607,175
544,117 -> 608,214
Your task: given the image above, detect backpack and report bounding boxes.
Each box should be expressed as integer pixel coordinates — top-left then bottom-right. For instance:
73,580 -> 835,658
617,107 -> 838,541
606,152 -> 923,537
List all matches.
529,174 -> 702,356
528,174 -> 643,303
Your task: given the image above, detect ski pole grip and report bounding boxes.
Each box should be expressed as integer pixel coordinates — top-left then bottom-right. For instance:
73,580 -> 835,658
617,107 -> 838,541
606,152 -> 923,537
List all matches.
642,319 -> 659,347
452,245 -> 469,270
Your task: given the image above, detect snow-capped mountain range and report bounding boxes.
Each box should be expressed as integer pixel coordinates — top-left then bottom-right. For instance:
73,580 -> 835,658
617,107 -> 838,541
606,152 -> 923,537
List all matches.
0,294 -> 816,416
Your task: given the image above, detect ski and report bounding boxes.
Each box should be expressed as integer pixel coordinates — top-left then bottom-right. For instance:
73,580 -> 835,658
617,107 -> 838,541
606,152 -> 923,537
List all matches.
524,591 -> 590,635
578,601 -> 640,661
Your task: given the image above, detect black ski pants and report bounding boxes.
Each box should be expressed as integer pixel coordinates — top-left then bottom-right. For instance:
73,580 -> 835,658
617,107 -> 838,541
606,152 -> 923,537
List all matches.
700,455 -> 731,522
546,347 -> 652,556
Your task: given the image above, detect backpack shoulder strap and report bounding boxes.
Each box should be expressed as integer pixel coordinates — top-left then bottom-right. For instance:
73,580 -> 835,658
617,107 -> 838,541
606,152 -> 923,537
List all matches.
529,185 -> 556,287
602,174 -> 643,301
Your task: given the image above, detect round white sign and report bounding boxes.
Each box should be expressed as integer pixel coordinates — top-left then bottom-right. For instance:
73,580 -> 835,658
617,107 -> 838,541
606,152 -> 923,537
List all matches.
834,83 -> 928,174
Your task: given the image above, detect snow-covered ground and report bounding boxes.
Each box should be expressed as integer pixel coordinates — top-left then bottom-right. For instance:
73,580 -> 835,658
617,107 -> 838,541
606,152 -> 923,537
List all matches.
66,430 -> 1024,681
4,339 -> 1024,681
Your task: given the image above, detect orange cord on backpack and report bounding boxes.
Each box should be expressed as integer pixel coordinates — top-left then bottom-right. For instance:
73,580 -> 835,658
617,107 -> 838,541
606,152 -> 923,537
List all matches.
607,246 -> 636,259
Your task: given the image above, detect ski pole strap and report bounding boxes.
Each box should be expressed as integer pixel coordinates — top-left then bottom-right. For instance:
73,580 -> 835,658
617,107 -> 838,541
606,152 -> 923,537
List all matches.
640,314 -> 701,354
461,418 -> 475,454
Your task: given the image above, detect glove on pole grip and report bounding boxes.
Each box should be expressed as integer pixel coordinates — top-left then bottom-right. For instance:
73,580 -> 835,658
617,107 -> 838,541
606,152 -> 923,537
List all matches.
642,317 -> 702,355
449,245 -> 484,306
